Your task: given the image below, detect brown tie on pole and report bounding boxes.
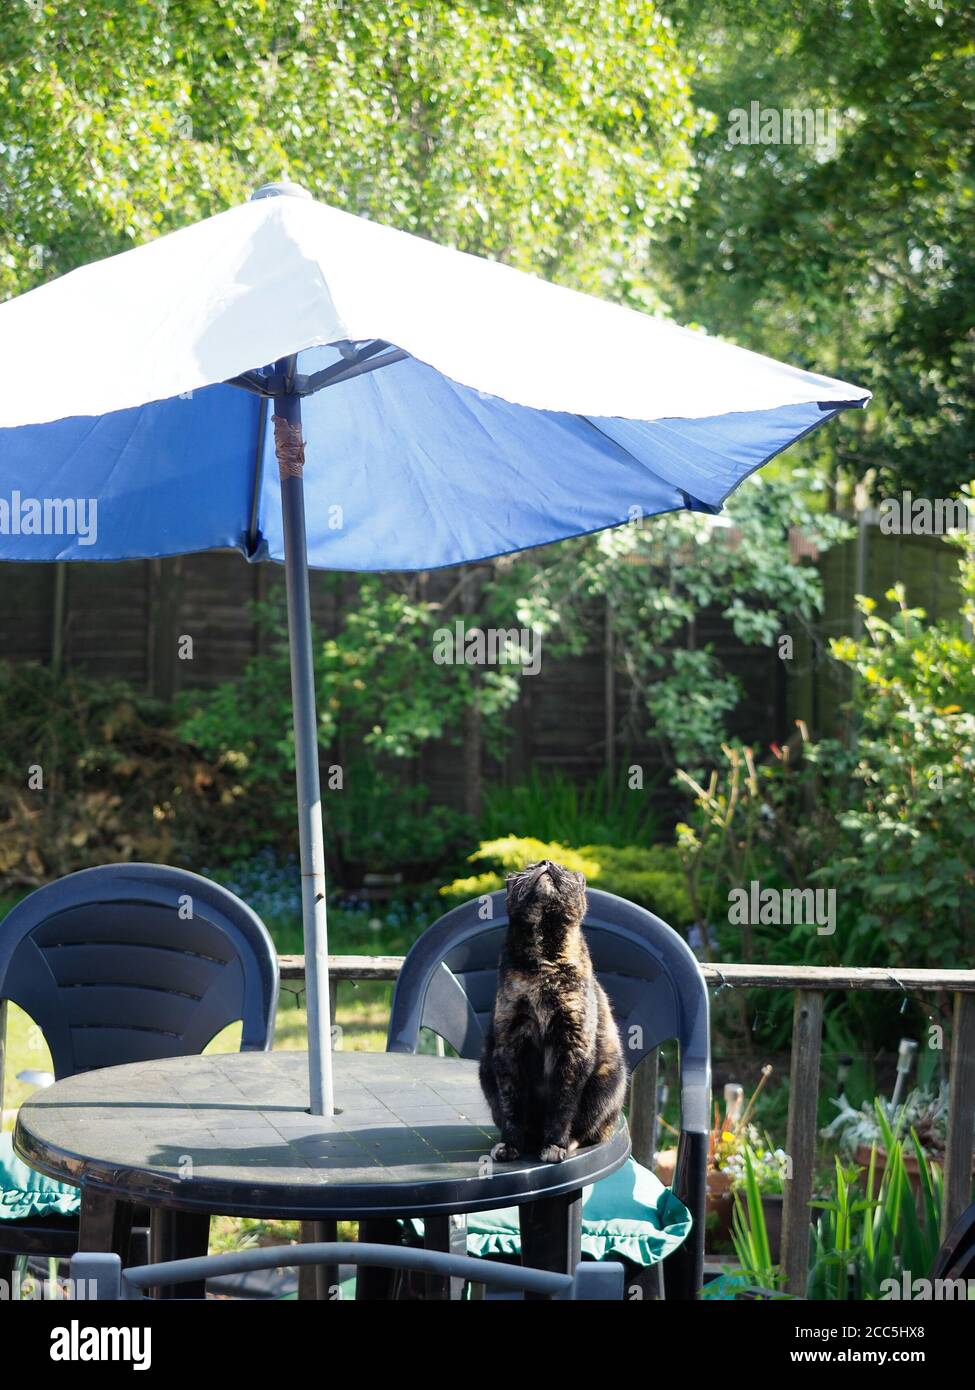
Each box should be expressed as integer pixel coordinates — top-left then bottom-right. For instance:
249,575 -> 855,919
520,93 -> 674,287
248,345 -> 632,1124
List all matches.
273,414 -> 305,480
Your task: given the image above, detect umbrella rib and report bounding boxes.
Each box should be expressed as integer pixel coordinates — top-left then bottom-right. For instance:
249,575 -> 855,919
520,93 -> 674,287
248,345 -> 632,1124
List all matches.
224,341 -> 408,399
226,369 -> 275,397
246,394 -> 269,556
299,343 -> 409,394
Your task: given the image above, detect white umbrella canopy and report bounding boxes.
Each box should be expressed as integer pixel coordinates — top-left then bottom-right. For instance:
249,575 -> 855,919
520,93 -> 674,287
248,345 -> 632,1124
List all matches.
0,183 -> 869,1116
0,183 -> 866,429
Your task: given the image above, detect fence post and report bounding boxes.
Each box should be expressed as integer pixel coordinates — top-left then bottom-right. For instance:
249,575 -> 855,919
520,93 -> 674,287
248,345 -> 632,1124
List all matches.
943,991 -> 975,1237
50,563 -> 67,672
781,989 -> 823,1296
146,557 -> 184,700
604,598 -> 615,788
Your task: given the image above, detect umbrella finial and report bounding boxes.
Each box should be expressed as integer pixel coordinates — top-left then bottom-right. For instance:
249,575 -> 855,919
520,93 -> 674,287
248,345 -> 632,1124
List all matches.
249,181 -> 313,202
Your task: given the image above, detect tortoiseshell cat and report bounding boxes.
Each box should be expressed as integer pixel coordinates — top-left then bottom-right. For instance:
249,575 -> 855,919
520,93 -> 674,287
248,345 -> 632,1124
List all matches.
479,860 -> 626,1162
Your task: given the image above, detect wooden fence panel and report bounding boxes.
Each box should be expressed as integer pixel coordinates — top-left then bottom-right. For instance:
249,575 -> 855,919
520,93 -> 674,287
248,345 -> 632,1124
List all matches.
0,528 -> 964,814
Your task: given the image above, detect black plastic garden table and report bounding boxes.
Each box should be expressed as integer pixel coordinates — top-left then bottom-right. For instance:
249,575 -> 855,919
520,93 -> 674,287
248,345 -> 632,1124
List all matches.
13,1050 -> 630,1299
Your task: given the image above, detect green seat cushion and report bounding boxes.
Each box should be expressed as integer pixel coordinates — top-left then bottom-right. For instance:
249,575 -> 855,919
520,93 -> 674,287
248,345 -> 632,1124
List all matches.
700,1270 -> 790,1300
411,1157 -> 691,1267
0,1132 -> 81,1221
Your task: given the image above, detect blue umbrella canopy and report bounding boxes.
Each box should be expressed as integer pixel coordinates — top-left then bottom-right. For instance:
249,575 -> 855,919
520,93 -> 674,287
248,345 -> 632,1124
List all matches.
0,183 -> 868,569
0,184 -> 869,1114
0,348 -> 862,569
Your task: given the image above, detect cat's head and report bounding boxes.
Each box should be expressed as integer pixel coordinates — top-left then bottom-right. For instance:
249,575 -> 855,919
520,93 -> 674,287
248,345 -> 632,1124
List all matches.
505,859 -> 587,940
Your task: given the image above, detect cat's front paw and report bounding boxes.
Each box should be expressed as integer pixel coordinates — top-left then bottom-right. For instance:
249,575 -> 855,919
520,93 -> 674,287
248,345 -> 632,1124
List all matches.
490,1141 -> 521,1162
539,1143 -> 568,1163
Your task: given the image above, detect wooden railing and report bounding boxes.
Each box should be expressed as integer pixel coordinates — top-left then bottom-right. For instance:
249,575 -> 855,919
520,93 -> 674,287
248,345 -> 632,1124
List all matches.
280,955 -> 975,1295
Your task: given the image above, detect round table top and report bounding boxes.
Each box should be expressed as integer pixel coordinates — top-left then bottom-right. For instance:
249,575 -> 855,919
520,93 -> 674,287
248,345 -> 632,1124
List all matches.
14,1050 -> 630,1220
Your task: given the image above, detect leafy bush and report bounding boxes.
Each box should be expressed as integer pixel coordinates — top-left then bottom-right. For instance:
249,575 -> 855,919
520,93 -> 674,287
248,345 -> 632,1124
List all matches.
0,662 -> 238,887
322,763 -> 472,885
729,1108 -> 944,1299
675,517 -> 975,978
177,579 -> 514,879
440,834 -> 694,925
493,471 -> 850,771
823,565 -> 975,968
673,517 -> 975,1053
482,767 -> 659,845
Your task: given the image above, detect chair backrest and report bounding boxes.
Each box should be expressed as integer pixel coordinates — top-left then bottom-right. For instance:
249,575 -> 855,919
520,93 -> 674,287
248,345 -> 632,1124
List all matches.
930,1199 -> 975,1285
0,863 -> 279,1082
70,1245 -> 624,1301
388,886 -> 710,1299
387,886 -> 710,1135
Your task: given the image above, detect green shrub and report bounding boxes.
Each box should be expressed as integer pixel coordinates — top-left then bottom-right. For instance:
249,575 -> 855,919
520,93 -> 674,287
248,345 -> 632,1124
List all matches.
177,579 -> 517,880
440,835 -> 693,925
729,1108 -> 945,1299
323,762 -> 473,884
0,662 -> 238,887
675,517 -> 975,976
482,767 -> 659,845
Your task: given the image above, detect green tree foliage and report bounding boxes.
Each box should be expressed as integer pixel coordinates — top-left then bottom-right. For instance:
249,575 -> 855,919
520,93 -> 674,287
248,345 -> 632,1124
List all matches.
0,0 -> 702,306
676,503 -> 975,985
175,575 -> 535,872
659,0 -> 975,497
494,471 -> 850,770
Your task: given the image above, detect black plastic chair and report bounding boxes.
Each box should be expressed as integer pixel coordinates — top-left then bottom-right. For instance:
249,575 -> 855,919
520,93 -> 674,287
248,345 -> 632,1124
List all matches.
385,886 -> 711,1299
70,1243 -> 625,1301
0,863 -> 279,1285
930,1199 -> 975,1286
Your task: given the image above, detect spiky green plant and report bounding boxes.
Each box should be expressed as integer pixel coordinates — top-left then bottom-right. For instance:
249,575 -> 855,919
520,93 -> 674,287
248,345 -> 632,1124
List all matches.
730,1147 -> 781,1291
809,1100 -> 943,1299
731,1105 -> 944,1300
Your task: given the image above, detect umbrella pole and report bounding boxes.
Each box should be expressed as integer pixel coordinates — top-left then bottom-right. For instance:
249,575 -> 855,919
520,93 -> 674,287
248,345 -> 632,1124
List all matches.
273,372 -> 335,1117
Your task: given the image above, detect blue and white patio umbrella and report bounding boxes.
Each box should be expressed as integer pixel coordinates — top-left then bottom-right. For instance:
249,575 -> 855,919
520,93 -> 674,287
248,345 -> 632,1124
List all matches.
0,183 -> 869,1114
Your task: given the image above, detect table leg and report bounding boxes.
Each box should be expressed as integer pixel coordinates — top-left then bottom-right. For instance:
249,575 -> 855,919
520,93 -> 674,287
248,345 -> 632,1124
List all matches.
355,1218 -> 401,1300
423,1214 -> 467,1300
77,1189 -> 135,1256
298,1219 -> 339,1300
518,1191 -> 583,1300
148,1209 -> 211,1300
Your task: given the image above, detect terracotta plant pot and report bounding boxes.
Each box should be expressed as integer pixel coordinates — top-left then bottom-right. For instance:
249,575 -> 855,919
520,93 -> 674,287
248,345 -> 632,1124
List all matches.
851,1143 -> 957,1200
704,1164 -> 736,1249
761,1193 -> 784,1264
655,1149 -> 785,1258
655,1149 -> 736,1251
854,1142 -> 924,1185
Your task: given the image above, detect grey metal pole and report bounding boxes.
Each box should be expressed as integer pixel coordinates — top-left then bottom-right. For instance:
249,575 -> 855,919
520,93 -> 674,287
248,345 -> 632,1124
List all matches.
250,180 -> 334,1117
273,365 -> 335,1117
